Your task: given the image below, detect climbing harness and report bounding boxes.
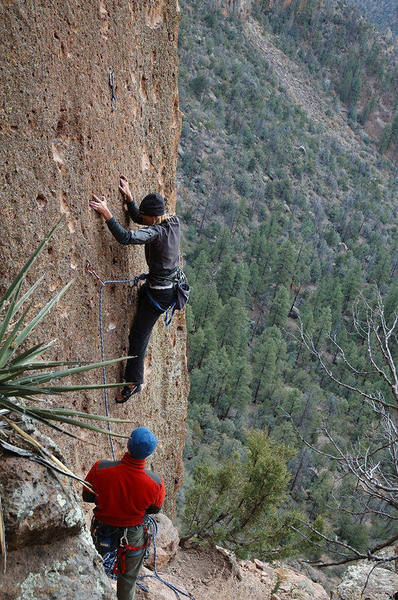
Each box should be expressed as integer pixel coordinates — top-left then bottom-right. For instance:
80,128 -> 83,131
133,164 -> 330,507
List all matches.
113,535 -> 147,576
145,267 -> 190,319
108,67 -> 117,111
145,285 -> 176,326
99,524 -> 148,580
152,267 -> 190,311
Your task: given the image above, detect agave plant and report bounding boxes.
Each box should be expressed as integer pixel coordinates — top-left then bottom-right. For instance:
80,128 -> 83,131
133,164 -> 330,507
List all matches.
0,221 -> 132,572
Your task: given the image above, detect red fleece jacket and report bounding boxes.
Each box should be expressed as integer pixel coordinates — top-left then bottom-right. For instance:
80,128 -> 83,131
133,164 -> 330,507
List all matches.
84,452 -> 165,526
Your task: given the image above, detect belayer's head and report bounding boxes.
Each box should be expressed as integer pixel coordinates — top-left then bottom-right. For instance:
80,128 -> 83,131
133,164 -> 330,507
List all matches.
127,427 -> 158,459
139,193 -> 165,218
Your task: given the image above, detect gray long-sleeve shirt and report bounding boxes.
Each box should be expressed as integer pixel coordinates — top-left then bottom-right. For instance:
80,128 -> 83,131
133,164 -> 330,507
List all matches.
106,200 -> 180,287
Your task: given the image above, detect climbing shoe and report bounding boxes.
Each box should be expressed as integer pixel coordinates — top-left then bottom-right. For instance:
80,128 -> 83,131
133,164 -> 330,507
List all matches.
115,384 -> 142,404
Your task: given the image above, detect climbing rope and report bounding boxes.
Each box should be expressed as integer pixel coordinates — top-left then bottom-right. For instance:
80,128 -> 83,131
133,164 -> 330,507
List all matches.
86,260 -> 144,460
136,516 -> 196,600
100,516 -> 195,598
87,261 -> 195,599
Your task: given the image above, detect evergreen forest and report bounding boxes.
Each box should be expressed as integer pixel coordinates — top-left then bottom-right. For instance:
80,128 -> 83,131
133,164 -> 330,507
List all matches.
346,0 -> 398,36
176,0 -> 398,571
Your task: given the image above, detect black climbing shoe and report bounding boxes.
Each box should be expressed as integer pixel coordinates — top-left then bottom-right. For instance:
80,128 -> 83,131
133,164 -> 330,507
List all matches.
115,384 -> 142,404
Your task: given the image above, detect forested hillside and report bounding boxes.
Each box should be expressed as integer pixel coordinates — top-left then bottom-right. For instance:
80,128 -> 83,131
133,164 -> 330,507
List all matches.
251,0 -> 398,155
176,0 -> 398,571
346,0 -> 398,36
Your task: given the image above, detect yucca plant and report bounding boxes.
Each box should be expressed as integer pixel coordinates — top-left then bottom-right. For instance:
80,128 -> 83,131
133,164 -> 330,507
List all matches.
0,221 -> 132,572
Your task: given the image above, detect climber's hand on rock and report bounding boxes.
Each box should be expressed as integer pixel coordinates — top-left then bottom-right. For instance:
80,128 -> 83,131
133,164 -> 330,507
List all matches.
119,176 -> 132,202
90,195 -> 113,221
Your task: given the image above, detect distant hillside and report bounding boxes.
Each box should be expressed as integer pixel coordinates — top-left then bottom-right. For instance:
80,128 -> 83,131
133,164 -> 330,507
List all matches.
346,0 -> 398,36
250,0 -> 398,158
177,0 -> 398,568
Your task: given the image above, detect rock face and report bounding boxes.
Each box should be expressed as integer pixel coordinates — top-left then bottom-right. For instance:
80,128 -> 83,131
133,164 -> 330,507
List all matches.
1,531 -> 114,600
0,446 -> 114,599
333,562 -> 398,600
0,0 -> 188,515
0,0 -> 188,595
0,450 -> 84,551
146,513 -> 180,569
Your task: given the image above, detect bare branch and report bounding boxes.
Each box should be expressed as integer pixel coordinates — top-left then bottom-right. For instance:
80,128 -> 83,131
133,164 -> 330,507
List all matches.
300,515 -> 398,567
329,335 -> 377,376
297,318 -> 396,411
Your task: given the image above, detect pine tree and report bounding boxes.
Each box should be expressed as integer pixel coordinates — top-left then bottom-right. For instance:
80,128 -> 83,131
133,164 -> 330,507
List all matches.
233,262 -> 250,302
314,306 -> 332,348
217,297 -> 249,351
182,430 -> 297,558
358,94 -> 376,125
216,256 -> 236,302
212,226 -> 232,261
190,282 -> 221,331
267,285 -> 291,328
252,331 -> 277,403
272,240 -> 295,292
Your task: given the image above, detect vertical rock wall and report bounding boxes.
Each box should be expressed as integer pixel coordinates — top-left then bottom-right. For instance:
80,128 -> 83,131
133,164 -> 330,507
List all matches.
0,0 -> 188,515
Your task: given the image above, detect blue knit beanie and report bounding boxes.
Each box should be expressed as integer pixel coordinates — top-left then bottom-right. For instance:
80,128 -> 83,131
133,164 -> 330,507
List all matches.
127,427 -> 158,459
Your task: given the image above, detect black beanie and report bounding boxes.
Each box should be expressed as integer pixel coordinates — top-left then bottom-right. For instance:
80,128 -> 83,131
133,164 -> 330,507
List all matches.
139,193 -> 165,216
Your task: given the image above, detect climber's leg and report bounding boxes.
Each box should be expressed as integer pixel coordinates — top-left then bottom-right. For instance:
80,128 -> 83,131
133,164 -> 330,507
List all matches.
116,526 -> 146,600
123,285 -> 176,386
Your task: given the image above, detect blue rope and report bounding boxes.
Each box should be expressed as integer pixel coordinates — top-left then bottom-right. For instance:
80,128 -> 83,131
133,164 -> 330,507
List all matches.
137,516 -> 196,600
103,549 -> 118,580
89,264 -> 194,599
97,275 -> 143,460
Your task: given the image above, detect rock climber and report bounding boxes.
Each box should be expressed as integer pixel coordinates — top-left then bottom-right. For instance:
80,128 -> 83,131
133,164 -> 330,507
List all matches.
89,176 -> 180,403
83,427 -> 165,600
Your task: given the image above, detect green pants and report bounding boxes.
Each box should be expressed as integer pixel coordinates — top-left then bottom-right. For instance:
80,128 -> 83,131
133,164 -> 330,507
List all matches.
117,525 -> 146,600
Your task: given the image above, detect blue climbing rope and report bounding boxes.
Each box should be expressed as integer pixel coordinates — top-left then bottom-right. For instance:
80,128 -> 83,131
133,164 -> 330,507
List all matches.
86,262 -> 195,599
100,517 -> 195,598
137,516 -> 196,600
86,261 -> 145,460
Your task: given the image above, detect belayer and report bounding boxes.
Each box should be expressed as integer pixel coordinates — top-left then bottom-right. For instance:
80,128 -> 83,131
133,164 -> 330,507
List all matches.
83,427 -> 165,600
90,176 -> 187,403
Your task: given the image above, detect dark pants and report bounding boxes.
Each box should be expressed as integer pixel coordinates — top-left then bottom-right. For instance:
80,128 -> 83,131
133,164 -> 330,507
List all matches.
117,525 -> 146,600
125,284 -> 176,385
92,521 -> 145,600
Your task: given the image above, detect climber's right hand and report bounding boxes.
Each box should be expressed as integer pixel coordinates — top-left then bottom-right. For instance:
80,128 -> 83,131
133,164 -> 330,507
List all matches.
90,194 -> 113,221
119,176 -> 132,202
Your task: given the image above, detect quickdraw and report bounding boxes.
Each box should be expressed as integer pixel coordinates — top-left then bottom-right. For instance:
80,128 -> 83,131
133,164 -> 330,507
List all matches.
109,67 -> 117,111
